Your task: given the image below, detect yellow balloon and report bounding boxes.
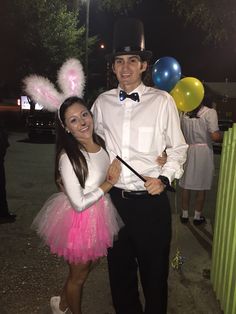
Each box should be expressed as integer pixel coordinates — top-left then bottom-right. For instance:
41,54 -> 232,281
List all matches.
170,77 -> 204,112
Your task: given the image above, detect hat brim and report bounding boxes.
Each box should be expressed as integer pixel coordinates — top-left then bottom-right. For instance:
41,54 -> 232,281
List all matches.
105,50 -> 152,62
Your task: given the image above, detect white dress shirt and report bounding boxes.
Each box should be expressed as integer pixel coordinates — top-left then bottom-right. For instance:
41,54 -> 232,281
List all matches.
92,82 -> 188,190
59,148 -> 109,211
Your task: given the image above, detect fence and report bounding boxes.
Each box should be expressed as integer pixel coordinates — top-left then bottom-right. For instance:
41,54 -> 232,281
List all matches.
211,123 -> 236,314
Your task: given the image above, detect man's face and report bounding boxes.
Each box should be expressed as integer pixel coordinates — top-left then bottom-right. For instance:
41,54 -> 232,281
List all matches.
112,55 -> 147,92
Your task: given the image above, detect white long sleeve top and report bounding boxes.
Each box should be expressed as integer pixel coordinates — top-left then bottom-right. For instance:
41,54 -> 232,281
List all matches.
59,148 -> 109,212
91,82 -> 188,190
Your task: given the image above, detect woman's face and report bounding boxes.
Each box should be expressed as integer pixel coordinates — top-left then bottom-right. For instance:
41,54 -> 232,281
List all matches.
64,102 -> 93,144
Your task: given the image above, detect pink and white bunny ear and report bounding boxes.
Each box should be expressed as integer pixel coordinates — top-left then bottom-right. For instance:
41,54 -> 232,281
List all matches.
23,75 -> 63,112
57,58 -> 85,98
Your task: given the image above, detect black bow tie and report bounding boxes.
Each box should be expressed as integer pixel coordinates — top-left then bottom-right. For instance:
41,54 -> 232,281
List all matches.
119,90 -> 140,102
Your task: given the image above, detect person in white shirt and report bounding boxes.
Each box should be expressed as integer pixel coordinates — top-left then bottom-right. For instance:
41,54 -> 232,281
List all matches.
179,97 -> 221,225
92,18 -> 188,314
24,59 -> 122,314
33,97 -> 122,314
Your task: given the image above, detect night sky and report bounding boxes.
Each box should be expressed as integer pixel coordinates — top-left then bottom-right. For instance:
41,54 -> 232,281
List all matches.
89,0 -> 236,82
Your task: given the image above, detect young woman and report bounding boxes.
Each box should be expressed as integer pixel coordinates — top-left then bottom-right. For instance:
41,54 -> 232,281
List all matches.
31,96 -> 122,314
179,97 -> 221,225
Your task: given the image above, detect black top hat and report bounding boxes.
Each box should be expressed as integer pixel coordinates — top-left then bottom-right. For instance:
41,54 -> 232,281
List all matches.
106,18 -> 152,62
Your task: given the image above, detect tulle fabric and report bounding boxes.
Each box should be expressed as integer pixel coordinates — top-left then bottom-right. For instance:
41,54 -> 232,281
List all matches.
32,192 -> 123,264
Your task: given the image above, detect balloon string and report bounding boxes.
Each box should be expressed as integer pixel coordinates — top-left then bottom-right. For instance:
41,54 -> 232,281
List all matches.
174,179 -> 178,244
171,179 -> 185,271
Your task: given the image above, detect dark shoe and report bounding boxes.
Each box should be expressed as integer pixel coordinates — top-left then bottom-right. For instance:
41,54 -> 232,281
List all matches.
0,212 -> 17,218
180,215 -> 189,224
0,213 -> 16,224
193,216 -> 206,226
8,213 -> 16,219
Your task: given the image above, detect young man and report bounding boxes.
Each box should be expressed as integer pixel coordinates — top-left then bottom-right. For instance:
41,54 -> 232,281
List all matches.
92,18 -> 188,314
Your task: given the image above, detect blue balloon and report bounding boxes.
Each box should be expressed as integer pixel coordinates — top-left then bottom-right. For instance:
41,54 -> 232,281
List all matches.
152,57 -> 182,92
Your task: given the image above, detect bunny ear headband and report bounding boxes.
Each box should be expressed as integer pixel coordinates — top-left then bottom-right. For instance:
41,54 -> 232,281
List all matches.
23,58 -> 85,113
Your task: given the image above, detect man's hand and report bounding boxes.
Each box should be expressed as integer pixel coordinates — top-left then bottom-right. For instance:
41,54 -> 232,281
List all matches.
143,177 -> 166,195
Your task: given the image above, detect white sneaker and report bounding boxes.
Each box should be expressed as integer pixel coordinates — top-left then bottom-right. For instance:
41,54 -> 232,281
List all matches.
50,296 -> 68,314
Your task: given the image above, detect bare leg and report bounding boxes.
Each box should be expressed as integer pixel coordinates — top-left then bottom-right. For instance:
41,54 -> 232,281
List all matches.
58,280 -> 69,312
194,190 -> 206,214
59,261 -> 91,314
181,188 -> 191,211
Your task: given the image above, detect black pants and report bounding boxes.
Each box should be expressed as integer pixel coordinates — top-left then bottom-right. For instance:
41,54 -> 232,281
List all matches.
0,159 -> 9,216
108,188 -> 172,314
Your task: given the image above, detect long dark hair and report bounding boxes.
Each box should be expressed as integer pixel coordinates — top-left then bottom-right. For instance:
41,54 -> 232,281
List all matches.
186,93 -> 215,119
55,96 -> 106,189
186,104 -> 203,119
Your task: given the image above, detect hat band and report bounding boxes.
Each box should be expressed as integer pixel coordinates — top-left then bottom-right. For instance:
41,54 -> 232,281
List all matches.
114,46 -> 144,53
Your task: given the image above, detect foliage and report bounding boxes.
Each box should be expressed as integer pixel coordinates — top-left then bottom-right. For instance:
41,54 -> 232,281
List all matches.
99,0 -> 142,14
0,0 -> 96,94
19,1 -> 84,74
168,0 -> 236,43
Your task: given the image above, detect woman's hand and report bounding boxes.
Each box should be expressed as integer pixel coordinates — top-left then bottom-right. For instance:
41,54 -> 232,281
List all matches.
106,159 -> 121,186
211,130 -> 222,142
156,151 -> 167,167
99,159 -> 121,194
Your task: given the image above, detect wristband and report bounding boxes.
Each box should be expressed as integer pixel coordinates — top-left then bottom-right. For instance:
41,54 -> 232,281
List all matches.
158,175 -> 169,186
158,175 -> 175,192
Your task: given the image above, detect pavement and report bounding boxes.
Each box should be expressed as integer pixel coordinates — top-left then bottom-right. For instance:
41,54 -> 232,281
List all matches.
0,130 -> 223,314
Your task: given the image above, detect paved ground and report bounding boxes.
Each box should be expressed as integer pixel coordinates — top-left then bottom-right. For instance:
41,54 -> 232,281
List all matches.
0,131 -> 223,314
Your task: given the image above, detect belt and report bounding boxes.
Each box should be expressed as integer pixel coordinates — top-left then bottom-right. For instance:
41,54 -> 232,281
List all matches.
112,187 -> 154,199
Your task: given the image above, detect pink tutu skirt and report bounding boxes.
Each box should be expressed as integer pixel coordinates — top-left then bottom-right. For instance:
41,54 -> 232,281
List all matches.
32,192 -> 123,264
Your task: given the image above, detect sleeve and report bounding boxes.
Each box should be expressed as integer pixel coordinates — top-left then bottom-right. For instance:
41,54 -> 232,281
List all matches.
91,97 -> 105,140
59,154 -> 104,212
159,94 -> 188,181
205,108 -> 219,133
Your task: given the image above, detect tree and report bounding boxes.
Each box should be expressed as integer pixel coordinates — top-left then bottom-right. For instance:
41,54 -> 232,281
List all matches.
0,0 -> 96,96
68,0 -> 142,14
168,0 -> 236,43
99,0 -> 235,44
99,0 -> 142,14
